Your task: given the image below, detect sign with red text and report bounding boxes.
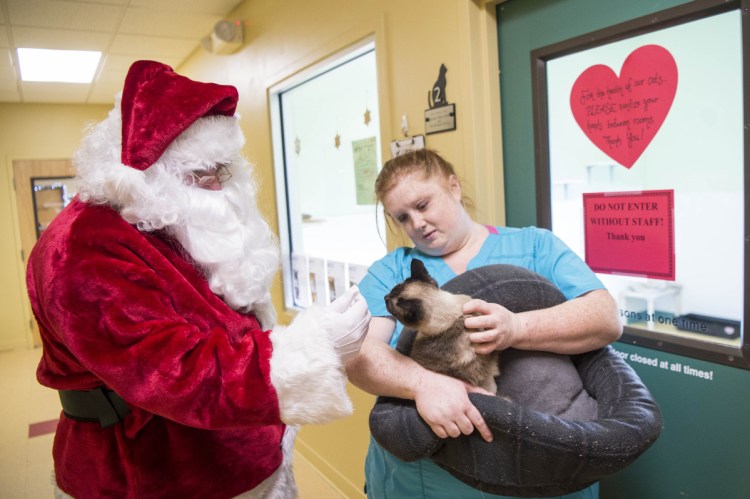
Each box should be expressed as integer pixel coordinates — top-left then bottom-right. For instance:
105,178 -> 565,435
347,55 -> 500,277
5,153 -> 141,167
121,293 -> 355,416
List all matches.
570,45 -> 678,168
583,190 -> 675,280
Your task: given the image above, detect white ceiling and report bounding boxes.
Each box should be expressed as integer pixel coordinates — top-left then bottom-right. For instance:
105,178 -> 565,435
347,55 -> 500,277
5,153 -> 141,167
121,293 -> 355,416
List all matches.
0,0 -> 243,104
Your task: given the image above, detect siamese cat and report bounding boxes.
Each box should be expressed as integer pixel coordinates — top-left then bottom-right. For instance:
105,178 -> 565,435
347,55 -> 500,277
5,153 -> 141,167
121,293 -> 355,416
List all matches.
384,258 -> 500,394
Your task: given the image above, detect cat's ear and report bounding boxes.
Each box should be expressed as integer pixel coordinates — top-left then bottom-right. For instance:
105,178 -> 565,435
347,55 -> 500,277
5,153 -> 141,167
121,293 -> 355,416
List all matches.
410,259 -> 437,286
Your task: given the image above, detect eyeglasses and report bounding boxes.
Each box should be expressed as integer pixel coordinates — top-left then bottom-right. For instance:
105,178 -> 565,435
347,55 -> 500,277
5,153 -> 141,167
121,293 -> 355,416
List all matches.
212,163 -> 232,183
188,163 -> 232,190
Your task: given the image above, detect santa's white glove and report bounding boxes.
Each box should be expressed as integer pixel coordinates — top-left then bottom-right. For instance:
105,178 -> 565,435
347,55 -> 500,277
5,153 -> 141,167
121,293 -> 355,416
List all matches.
326,286 -> 371,362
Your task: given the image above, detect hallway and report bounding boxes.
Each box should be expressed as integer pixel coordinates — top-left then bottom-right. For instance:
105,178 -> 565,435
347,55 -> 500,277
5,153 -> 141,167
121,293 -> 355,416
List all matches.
0,347 -> 345,498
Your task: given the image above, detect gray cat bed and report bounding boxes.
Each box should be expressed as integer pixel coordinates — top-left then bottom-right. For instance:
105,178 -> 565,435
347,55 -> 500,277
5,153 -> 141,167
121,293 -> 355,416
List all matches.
369,264 -> 663,497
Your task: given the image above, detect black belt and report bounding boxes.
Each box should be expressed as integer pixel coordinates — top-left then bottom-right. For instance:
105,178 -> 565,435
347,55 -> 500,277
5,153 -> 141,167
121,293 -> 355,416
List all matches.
59,387 -> 131,428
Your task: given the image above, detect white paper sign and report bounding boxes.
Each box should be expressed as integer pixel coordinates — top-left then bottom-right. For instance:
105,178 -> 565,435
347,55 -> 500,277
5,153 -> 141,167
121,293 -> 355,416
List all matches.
347,263 -> 368,287
291,253 -> 311,307
326,260 -> 348,303
307,257 -> 328,306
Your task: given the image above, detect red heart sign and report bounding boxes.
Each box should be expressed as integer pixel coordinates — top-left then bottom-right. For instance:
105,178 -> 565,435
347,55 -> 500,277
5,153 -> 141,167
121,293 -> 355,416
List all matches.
570,45 -> 678,168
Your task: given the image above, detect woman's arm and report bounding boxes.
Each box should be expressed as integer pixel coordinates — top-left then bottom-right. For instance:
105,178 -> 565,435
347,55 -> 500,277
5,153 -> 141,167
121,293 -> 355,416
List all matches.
464,288 -> 622,355
346,317 -> 493,442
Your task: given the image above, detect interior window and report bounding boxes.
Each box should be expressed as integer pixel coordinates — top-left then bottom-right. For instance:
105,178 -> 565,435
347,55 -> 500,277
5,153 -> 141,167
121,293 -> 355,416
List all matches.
271,42 -> 386,308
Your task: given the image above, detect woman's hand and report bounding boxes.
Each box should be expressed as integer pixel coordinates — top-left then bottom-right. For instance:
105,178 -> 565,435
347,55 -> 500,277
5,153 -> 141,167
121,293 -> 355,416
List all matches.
346,317 -> 495,443
413,369 -> 493,442
462,290 -> 622,355
463,299 -> 519,354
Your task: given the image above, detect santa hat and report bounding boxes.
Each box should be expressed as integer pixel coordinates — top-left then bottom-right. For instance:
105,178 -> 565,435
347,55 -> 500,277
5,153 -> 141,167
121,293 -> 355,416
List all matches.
120,60 -> 239,171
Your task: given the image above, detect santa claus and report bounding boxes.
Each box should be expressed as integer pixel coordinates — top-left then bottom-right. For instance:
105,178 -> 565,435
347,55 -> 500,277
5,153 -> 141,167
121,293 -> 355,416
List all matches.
26,60 -> 370,498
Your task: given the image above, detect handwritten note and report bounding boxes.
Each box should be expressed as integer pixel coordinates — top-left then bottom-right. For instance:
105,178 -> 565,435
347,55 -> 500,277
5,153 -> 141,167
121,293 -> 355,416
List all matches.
570,45 -> 678,168
352,137 -> 378,205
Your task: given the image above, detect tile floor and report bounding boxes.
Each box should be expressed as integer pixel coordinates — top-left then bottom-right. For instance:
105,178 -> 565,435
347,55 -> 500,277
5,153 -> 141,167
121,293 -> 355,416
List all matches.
0,347 -> 344,498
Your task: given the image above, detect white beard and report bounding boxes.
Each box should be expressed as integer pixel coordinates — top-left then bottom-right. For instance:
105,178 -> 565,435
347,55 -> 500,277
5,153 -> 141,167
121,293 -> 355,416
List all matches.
74,105 -> 280,327
165,163 -> 280,326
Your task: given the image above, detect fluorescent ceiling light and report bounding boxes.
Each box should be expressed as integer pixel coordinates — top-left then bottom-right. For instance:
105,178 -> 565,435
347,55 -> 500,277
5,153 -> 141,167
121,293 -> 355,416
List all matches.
17,48 -> 101,83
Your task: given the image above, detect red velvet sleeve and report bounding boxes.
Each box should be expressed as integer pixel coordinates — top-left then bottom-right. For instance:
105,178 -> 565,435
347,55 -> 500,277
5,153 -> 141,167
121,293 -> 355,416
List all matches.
28,201 -> 282,429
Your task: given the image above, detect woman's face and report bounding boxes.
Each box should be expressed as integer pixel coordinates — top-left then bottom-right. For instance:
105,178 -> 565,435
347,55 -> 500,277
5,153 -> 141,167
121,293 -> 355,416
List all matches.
382,171 -> 467,256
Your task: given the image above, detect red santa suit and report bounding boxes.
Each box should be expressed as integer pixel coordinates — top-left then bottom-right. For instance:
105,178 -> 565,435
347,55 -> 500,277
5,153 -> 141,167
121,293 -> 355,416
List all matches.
26,61 -> 364,498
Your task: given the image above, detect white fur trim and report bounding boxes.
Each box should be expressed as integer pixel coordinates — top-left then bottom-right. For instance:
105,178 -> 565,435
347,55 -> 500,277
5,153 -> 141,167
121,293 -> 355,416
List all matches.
54,486 -> 73,499
269,307 -> 353,425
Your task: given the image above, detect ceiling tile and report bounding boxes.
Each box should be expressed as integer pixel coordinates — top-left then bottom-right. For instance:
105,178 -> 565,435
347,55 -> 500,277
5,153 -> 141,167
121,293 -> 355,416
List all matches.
0,72 -> 18,87
0,89 -> 21,102
128,0 -> 241,15
95,59 -> 131,86
0,76 -> 18,90
109,34 -> 197,58
7,0 -> 120,32
0,0 -> 240,103
20,80 -> 91,103
97,53 -> 182,83
120,6 -> 219,38
49,0 -> 126,5
12,26 -> 111,51
0,48 -> 15,70
87,81 -> 120,104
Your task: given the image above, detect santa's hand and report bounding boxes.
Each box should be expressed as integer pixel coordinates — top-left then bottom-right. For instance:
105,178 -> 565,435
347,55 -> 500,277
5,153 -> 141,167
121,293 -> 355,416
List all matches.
327,286 -> 371,362
270,288 -> 367,424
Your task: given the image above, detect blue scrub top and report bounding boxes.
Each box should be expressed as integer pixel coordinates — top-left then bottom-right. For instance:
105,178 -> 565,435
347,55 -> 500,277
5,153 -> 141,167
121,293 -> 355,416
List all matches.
360,225 -> 604,347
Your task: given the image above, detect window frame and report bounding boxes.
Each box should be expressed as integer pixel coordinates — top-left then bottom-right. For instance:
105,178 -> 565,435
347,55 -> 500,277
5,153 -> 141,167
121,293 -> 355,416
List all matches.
530,0 -> 750,369
269,37 -> 380,311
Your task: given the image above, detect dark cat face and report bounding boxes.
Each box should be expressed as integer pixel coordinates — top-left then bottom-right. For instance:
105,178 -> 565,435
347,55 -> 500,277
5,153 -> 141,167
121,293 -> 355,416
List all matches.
384,259 -> 438,328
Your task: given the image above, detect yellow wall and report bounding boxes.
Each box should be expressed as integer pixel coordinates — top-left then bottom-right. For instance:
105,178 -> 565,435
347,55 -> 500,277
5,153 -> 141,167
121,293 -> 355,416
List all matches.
0,0 -> 505,496
0,103 -> 110,351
